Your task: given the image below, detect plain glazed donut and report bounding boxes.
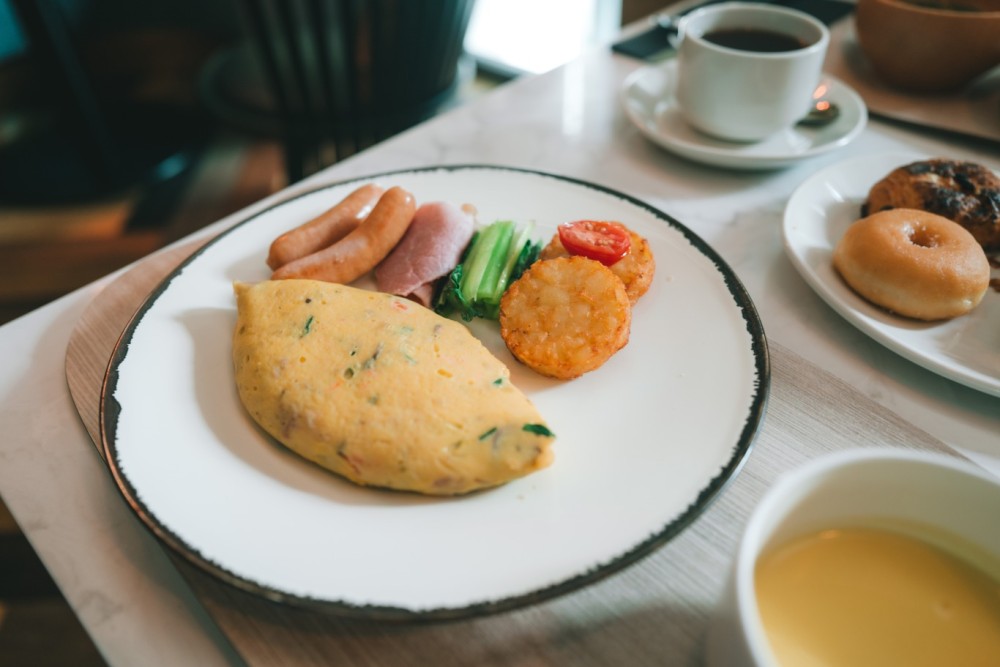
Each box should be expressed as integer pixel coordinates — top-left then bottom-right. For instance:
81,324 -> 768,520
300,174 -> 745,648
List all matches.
833,209 -> 990,321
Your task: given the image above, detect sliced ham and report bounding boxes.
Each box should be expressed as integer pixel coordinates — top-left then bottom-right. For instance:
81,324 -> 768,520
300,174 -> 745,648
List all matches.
375,201 -> 475,307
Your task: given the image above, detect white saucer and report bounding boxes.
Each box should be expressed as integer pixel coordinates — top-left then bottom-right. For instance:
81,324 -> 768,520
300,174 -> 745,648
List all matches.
622,61 -> 868,170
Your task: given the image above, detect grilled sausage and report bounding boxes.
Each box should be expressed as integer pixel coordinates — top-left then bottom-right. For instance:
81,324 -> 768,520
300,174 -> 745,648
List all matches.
272,186 -> 417,284
266,183 -> 385,270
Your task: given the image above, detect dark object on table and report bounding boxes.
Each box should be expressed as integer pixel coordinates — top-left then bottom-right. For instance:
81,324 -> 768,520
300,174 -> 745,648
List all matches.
612,22 -> 678,61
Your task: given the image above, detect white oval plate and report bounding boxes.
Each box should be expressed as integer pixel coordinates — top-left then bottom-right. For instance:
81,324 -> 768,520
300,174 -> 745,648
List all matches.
102,166 -> 768,619
622,61 -> 867,170
783,152 -> 1000,398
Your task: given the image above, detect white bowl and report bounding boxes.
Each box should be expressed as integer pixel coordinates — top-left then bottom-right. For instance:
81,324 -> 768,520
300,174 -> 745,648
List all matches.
705,448 -> 1000,666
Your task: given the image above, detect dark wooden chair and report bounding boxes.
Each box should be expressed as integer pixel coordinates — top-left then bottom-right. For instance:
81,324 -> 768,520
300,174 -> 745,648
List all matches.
205,0 -> 476,183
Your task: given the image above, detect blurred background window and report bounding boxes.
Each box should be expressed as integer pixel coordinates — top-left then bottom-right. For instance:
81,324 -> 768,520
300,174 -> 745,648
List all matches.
464,0 -> 624,77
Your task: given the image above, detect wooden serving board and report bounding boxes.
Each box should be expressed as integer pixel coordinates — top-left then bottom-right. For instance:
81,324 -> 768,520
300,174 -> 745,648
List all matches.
65,240 -> 958,667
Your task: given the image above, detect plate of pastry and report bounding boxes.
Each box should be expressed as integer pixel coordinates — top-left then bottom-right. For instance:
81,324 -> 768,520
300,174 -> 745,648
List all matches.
783,152 -> 1000,397
102,165 -> 769,619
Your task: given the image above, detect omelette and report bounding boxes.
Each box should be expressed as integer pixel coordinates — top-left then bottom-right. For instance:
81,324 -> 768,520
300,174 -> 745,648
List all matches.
232,280 -> 555,495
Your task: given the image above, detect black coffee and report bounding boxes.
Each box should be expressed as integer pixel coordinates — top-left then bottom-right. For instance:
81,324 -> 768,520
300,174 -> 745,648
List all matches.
703,28 -> 807,52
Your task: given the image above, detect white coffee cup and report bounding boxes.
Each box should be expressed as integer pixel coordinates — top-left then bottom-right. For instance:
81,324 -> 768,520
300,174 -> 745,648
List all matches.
674,2 -> 830,142
705,448 -> 1000,666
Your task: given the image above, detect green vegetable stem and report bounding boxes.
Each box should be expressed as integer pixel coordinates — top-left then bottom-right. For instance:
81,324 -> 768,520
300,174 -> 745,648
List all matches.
434,220 -> 541,321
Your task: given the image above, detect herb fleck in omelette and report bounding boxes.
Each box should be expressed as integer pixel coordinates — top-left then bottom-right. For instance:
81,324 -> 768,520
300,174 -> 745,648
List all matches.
232,280 -> 555,495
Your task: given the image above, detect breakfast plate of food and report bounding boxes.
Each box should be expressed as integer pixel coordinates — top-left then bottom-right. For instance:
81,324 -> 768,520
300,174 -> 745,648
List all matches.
102,166 -> 768,619
783,152 -> 1000,397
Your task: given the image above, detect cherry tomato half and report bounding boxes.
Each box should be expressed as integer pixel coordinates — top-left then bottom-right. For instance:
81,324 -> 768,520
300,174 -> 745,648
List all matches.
557,220 -> 631,266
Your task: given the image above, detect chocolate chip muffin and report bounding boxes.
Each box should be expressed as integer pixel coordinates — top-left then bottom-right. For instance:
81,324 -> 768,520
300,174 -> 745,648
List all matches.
865,159 -> 1000,250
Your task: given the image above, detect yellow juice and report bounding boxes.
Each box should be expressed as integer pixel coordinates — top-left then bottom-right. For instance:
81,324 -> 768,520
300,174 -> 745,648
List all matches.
754,526 -> 1000,667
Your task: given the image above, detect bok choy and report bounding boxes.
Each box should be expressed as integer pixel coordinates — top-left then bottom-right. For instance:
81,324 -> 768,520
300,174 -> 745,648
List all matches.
434,220 -> 541,321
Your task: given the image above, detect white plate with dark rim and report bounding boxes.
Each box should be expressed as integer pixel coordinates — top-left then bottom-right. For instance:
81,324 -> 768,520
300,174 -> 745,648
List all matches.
783,152 -> 1000,398
102,166 -> 769,620
622,60 -> 867,170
